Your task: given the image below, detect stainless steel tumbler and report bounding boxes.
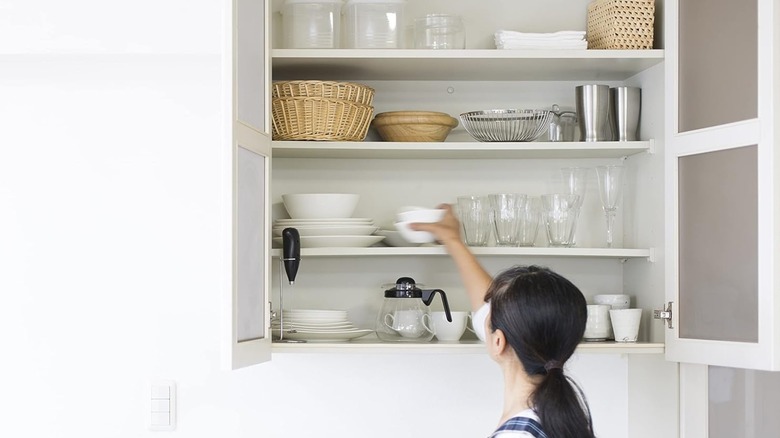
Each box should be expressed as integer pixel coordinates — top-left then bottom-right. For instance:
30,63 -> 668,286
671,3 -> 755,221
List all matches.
610,86 -> 641,141
575,84 -> 613,142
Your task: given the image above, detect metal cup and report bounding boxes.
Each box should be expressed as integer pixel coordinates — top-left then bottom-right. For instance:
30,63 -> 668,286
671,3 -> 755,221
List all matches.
575,84 -> 613,141
610,86 -> 641,141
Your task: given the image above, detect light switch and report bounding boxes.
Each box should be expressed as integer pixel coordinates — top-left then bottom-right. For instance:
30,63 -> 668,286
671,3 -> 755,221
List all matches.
148,380 -> 176,431
150,399 -> 170,413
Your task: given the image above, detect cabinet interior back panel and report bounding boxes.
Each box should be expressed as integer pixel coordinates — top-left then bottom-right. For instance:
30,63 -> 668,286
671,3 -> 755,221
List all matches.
678,0 -> 757,132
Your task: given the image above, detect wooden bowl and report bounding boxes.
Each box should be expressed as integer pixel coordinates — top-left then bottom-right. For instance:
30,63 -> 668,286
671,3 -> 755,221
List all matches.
372,111 -> 459,142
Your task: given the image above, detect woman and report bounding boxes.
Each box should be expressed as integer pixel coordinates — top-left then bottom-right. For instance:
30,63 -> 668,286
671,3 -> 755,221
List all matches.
411,204 -> 595,438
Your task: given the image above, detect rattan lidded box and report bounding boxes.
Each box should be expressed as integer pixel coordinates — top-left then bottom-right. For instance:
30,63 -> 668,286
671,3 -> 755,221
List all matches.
586,0 -> 655,50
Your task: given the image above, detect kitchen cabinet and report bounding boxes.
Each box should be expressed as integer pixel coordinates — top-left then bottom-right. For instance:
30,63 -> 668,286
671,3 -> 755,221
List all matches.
266,0 -> 668,356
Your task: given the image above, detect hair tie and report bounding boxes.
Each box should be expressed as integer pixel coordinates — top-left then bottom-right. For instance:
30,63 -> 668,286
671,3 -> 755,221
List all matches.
544,360 -> 563,372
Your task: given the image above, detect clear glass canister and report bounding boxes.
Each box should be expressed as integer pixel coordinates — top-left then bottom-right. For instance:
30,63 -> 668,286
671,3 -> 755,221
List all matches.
413,14 -> 465,49
344,0 -> 406,49
282,0 -> 343,49
549,104 -> 578,142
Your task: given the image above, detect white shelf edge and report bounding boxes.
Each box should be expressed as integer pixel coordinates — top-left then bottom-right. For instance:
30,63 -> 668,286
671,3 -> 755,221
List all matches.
271,341 -> 665,355
271,49 -> 665,81
272,140 -> 652,159
272,48 -> 665,60
271,246 -> 653,259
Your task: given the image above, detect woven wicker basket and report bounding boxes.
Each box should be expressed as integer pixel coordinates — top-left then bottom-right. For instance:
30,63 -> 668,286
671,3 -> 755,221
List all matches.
587,0 -> 655,50
272,81 -> 375,106
272,97 -> 374,141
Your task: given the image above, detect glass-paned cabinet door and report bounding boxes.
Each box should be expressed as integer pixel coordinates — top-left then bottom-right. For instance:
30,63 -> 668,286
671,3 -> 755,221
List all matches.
665,0 -> 779,370
224,0 -> 273,370
236,0 -> 268,134
677,0 -> 757,132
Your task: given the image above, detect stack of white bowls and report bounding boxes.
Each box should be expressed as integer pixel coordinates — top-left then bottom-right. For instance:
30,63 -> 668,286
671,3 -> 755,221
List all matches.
273,309 -> 373,342
274,193 -> 384,248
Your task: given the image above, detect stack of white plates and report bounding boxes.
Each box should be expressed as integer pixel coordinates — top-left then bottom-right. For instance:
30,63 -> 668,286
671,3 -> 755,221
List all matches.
273,218 -> 384,248
272,309 -> 373,342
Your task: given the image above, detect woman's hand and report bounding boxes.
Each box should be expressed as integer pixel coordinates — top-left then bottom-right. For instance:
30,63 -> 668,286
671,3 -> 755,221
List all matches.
409,204 -> 461,246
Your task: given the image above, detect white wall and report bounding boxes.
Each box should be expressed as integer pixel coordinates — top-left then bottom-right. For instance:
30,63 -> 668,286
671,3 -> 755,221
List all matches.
0,1 -> 667,437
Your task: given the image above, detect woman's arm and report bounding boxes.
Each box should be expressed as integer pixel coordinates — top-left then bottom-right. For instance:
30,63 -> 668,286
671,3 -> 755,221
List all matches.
410,204 -> 492,311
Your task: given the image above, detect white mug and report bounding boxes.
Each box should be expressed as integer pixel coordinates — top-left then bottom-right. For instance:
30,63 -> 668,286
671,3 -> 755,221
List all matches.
431,311 -> 471,341
384,310 -> 432,338
584,304 -> 611,341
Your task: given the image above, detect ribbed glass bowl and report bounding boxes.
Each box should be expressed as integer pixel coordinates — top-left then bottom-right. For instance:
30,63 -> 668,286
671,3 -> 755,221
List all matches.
459,109 -> 553,142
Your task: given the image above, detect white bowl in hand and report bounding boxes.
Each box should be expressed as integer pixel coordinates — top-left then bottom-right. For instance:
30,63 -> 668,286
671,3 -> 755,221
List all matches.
395,221 -> 438,243
396,207 -> 445,224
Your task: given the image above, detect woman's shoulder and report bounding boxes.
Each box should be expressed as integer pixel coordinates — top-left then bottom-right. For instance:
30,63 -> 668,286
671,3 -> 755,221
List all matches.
490,410 -> 546,438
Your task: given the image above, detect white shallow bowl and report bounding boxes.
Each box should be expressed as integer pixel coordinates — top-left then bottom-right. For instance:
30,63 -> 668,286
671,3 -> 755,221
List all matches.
593,294 -> 631,309
396,208 -> 445,224
282,193 -> 360,219
375,229 -> 423,247
395,221 -> 437,244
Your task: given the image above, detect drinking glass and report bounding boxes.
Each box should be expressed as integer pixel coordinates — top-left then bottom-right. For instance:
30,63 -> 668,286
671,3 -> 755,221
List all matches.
517,196 -> 540,247
560,167 -> 590,246
595,165 -> 625,247
457,195 -> 491,246
489,193 -> 527,247
541,194 -> 580,247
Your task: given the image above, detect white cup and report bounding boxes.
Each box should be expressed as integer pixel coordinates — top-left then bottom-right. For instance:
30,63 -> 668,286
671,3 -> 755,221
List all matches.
610,308 -> 642,342
384,310 -> 432,338
431,311 -> 470,341
584,304 -> 611,341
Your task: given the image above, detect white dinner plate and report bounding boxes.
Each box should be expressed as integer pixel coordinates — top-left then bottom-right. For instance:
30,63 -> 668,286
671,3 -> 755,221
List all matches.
272,328 -> 374,342
272,225 -> 379,237
275,218 -> 374,224
283,309 -> 346,314
272,323 -> 357,331
273,235 -> 385,248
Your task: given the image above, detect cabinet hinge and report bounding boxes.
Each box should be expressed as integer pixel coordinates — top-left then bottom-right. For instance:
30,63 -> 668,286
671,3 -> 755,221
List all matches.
653,301 -> 673,329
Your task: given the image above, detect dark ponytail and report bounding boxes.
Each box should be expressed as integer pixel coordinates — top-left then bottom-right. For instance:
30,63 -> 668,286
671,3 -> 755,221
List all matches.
487,265 -> 595,438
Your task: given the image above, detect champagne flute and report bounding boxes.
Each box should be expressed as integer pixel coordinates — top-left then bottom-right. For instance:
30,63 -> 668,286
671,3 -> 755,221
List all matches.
595,165 -> 624,248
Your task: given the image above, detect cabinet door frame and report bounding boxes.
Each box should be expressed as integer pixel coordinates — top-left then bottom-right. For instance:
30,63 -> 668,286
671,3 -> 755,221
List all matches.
223,0 -> 273,370
664,0 -> 780,371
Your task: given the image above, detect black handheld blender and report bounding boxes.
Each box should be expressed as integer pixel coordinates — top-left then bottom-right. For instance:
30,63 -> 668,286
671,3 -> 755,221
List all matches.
278,228 -> 303,342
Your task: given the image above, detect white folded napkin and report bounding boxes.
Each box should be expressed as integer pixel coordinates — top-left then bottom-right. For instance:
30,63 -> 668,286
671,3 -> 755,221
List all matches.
494,30 -> 587,50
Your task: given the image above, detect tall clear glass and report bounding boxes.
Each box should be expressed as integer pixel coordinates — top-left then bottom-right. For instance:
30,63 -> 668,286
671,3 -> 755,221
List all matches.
541,194 -> 580,247
595,165 -> 625,247
489,193 -> 527,247
457,195 -> 491,246
560,167 -> 590,246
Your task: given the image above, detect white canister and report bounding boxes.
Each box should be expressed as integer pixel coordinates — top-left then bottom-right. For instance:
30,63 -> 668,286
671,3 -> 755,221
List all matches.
344,0 -> 406,49
282,0 -> 343,49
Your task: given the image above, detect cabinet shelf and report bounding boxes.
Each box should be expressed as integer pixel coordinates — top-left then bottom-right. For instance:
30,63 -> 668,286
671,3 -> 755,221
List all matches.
272,340 -> 665,355
271,246 -> 653,260
272,49 -> 664,81
272,140 -> 653,159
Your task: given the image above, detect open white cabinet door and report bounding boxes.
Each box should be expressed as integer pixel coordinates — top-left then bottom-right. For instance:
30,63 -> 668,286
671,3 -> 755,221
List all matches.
663,0 -> 780,372
223,0 -> 273,370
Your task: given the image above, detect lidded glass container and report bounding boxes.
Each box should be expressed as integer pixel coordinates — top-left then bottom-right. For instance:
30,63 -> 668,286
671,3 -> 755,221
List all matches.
282,0 -> 343,49
375,277 -> 452,342
343,0 -> 406,49
413,14 -> 465,49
